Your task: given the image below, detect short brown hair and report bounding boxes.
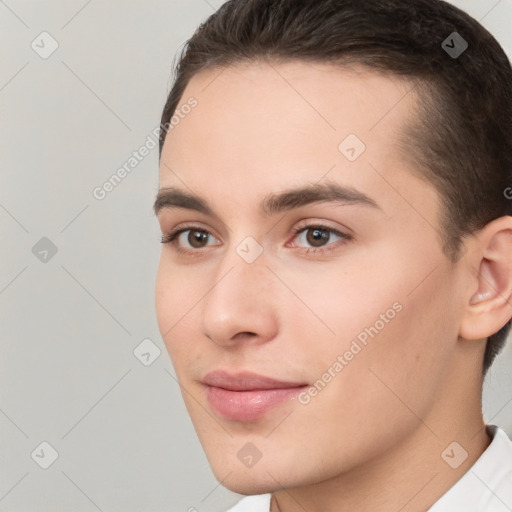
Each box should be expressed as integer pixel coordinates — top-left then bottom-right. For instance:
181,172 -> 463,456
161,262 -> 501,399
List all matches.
158,0 -> 512,375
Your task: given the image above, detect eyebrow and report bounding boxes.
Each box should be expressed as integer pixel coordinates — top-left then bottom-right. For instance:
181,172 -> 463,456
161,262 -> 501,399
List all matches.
153,181 -> 381,218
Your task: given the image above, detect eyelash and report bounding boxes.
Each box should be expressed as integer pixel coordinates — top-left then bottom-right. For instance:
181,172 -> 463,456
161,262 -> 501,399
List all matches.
160,223 -> 352,256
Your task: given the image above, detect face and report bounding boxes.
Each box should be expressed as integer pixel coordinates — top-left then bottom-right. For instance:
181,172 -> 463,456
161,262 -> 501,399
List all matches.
154,60 -> 469,494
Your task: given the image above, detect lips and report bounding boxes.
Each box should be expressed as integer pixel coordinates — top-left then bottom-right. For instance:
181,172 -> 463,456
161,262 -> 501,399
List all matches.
202,370 -> 308,421
203,370 -> 306,391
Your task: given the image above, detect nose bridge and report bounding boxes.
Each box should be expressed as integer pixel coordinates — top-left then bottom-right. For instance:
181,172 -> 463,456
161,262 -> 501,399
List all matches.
213,230 -> 270,299
206,242 -> 269,317
201,236 -> 278,345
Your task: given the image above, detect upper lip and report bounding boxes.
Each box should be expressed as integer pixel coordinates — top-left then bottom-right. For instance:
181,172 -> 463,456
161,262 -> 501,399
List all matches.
202,370 -> 307,391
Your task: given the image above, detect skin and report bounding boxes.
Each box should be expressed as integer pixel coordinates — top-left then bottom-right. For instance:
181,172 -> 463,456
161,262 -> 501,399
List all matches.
154,60 -> 512,512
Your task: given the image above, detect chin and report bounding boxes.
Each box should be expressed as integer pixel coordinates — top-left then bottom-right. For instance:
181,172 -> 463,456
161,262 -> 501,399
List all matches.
218,470 -> 278,496
207,452 -> 308,496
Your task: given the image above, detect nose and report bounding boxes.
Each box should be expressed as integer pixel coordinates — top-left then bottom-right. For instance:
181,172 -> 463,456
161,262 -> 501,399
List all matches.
201,246 -> 279,348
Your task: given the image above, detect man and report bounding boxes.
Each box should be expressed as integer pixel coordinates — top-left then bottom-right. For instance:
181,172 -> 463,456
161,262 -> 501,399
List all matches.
153,0 -> 512,510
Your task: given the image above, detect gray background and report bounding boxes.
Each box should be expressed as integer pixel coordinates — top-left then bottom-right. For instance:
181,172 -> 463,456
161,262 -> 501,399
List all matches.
1,1 -> 511,511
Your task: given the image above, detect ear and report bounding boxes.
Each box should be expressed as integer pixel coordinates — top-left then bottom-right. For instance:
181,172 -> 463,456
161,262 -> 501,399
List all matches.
459,216 -> 512,341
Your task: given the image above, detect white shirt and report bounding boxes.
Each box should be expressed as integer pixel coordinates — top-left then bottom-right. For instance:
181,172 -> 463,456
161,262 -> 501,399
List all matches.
225,424 -> 512,512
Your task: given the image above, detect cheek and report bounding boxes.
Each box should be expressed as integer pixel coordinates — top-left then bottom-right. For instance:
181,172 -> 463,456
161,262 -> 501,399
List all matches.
277,244 -> 406,358
155,259 -> 175,336
277,269 -> 457,473
155,257 -> 197,364
285,243 -> 456,402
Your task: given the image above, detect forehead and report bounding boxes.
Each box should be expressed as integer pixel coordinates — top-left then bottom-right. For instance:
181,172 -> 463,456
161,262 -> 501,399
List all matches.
161,60 -> 417,165
171,59 -> 416,132
158,60 -> 437,223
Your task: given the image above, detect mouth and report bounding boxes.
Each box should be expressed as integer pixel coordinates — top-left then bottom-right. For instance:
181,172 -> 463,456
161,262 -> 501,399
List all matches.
202,370 -> 309,422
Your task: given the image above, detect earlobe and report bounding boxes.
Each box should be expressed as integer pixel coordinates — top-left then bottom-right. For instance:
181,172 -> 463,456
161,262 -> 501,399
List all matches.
459,216 -> 512,341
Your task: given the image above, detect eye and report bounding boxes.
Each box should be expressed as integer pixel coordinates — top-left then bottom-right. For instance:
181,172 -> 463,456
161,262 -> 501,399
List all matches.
160,222 -> 352,255
160,226 -> 220,254
290,223 -> 351,254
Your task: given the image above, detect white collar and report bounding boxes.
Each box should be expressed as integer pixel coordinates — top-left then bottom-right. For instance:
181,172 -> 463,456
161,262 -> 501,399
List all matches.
428,424 -> 512,511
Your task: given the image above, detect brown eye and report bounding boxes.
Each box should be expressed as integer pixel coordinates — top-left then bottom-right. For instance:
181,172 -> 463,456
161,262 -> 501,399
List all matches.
160,227 -> 220,252
291,224 -> 352,254
186,229 -> 210,248
305,227 -> 331,247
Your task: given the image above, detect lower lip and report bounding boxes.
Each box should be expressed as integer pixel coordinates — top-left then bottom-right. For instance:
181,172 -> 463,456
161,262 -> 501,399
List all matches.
205,385 -> 307,421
